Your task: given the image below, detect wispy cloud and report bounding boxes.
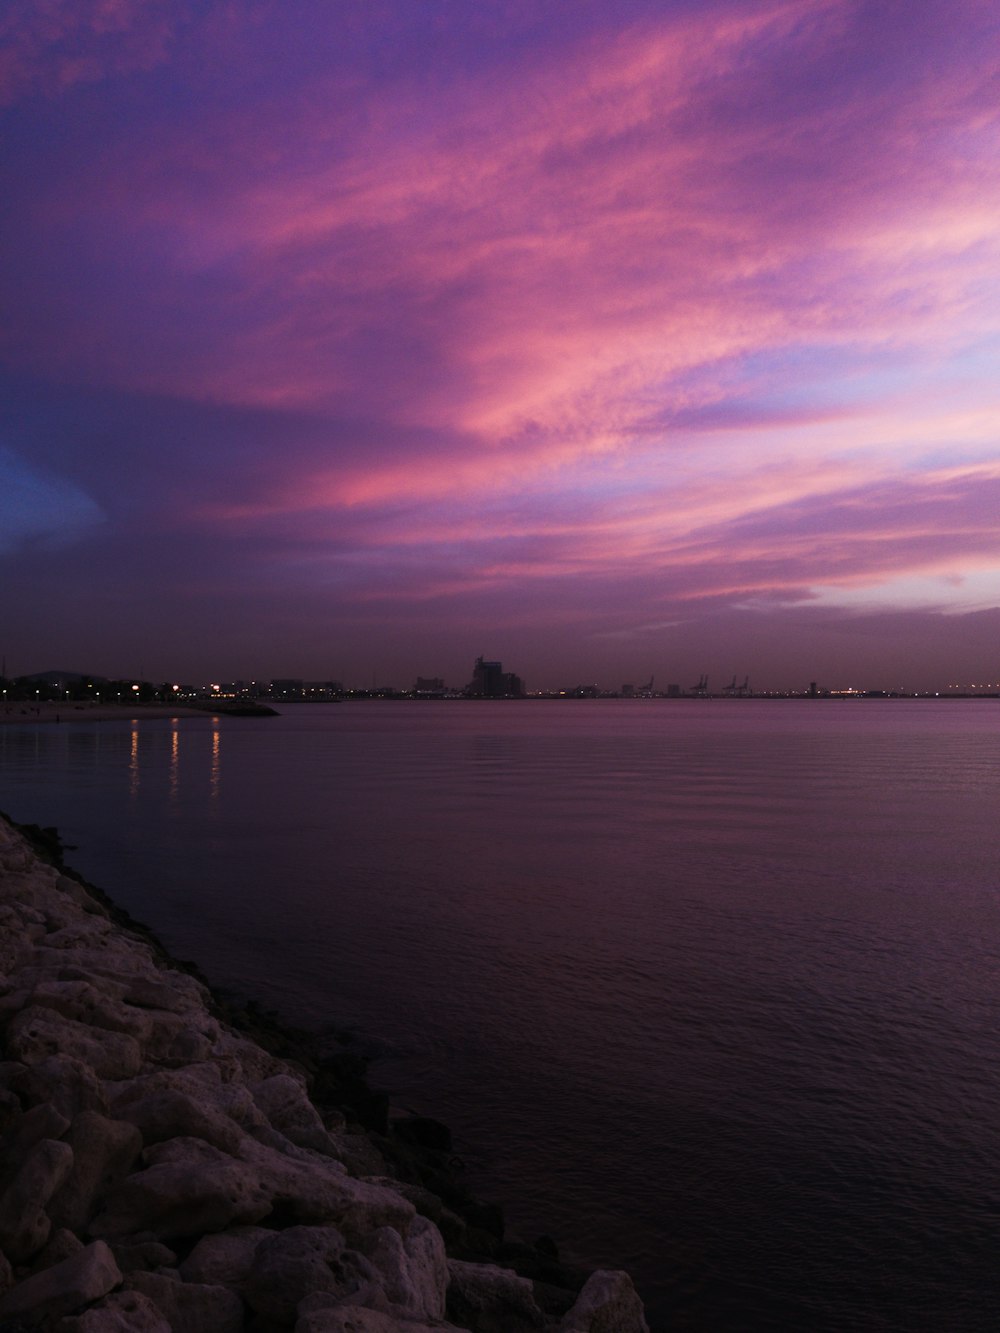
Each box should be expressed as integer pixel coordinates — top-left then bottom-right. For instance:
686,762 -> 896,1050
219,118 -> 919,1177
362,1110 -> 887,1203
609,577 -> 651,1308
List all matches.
2,0 -> 999,682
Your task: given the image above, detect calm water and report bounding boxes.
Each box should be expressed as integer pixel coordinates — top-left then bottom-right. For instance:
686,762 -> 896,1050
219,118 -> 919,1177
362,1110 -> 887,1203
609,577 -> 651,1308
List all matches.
2,699 -> 1000,1330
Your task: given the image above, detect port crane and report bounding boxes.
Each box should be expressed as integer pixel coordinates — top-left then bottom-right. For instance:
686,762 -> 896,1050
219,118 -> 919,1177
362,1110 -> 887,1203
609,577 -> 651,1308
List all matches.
689,674 -> 708,694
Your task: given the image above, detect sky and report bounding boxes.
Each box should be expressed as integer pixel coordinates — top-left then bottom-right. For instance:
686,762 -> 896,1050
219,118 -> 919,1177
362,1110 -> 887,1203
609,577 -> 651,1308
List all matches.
2,0 -> 999,692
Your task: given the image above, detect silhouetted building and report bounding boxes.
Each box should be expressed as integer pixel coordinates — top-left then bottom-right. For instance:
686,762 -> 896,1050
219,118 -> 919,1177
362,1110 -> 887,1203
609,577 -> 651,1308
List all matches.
270,679 -> 304,699
467,656 -> 525,698
414,677 -> 446,697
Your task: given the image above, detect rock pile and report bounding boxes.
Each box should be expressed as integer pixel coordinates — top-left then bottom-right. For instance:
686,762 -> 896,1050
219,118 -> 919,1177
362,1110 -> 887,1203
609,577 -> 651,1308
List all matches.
0,815 -> 649,1332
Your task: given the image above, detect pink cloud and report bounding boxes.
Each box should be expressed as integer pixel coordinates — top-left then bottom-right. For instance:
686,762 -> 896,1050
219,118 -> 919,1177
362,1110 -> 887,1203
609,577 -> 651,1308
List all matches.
0,0 -> 182,106
3,0 -> 1000,683
11,0 -> 997,449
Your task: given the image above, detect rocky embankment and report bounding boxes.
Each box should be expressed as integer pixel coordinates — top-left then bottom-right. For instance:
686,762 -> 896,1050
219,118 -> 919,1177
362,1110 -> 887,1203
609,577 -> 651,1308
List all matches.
0,815 -> 648,1332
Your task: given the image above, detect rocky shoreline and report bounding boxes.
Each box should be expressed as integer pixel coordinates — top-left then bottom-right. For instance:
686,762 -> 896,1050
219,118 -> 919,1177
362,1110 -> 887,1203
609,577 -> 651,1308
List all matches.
0,813 -> 649,1331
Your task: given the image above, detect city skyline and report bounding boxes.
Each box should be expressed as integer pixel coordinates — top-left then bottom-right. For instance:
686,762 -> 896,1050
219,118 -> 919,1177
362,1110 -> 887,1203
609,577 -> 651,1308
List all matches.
4,656 -> 999,700
3,1 -> 999,692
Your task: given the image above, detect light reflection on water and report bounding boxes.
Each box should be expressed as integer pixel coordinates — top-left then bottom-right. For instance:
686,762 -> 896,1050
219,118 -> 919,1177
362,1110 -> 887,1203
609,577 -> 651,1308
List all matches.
2,700 -> 1000,1331
129,725 -> 140,799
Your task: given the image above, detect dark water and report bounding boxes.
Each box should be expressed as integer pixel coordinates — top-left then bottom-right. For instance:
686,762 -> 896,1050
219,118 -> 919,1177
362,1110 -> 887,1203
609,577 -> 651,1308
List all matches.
3,699 -> 1000,1330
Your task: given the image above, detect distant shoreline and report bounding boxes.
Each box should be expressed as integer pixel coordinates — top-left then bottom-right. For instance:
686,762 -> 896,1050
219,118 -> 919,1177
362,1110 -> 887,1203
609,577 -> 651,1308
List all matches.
2,694 -> 997,728
0,701 -> 207,727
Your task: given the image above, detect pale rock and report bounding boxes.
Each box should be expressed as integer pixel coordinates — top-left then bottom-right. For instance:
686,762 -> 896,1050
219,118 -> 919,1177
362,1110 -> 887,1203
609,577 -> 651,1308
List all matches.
0,871 -> 47,907
111,1239 -> 178,1273
20,1054 -> 111,1119
209,1030 -> 291,1083
0,1086 -> 19,1139
558,1270 -> 649,1333
178,1224 -> 271,1286
0,871 -> 44,907
14,978 -> 159,1041
0,1058 -> 32,1099
246,1120 -> 307,1159
296,1308 -> 396,1333
145,1022 -> 218,1068
34,907 -> 81,938
196,1077 -> 264,1129
236,1135 -> 414,1240
364,1217 -> 447,1321
2,981 -> 204,1061
7,1005 -> 143,1079
0,1137 -> 74,1263
58,1288 -> 172,1331
0,904 -> 41,972
111,1064 -> 264,1138
333,1135 -> 387,1179
251,1073 -> 340,1155
49,1112 -> 144,1231
359,1177 -> 456,1230
0,1098 -> 71,1159
55,875 -> 112,918
111,1084 -> 244,1154
0,1238 -> 122,1324
126,1270 -> 244,1333
30,1226 -> 86,1272
241,1224 -> 364,1324
42,917 -> 119,950
40,895 -> 107,934
0,960 -> 67,988
38,955 -> 153,991
110,1061 -> 220,1107
38,917 -> 120,959
120,971 -> 209,1014
0,963 -> 44,992
0,821 -> 650,1333
446,1259 -> 545,1333
89,1136 -> 273,1238
0,874 -> 47,906
0,985 -> 38,1022
295,1294 -> 468,1332
31,959 -> 207,1018
249,1120 -> 351,1165
33,944 -> 159,985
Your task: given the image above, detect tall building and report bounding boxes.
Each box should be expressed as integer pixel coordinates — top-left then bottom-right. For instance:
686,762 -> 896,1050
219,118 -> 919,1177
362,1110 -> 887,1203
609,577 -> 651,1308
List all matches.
467,656 -> 525,698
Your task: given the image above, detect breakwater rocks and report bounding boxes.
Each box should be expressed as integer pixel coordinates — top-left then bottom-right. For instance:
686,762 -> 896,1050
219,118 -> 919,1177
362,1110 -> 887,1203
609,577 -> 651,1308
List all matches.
0,815 -> 648,1332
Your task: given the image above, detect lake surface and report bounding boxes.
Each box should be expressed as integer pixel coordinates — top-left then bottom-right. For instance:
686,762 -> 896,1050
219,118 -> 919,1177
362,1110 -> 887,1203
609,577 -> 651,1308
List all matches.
2,699 -> 1000,1330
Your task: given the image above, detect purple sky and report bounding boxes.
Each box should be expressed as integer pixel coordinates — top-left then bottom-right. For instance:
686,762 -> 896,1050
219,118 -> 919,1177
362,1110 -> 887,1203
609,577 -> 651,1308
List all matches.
2,0 -> 999,691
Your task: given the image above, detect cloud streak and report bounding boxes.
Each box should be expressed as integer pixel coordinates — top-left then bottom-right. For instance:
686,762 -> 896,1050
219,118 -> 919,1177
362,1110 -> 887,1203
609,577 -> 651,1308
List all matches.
2,0 -> 999,686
